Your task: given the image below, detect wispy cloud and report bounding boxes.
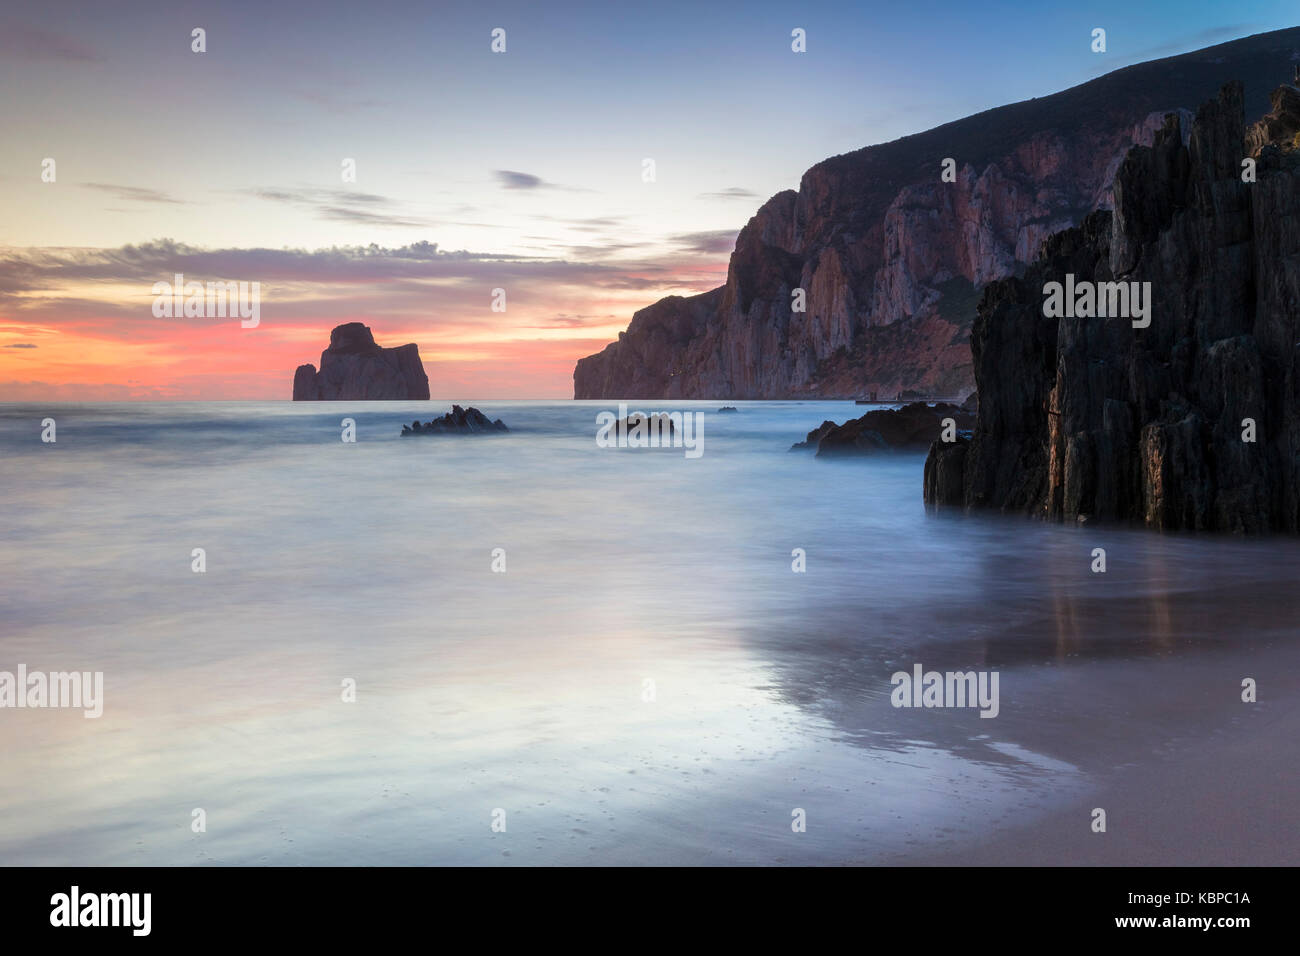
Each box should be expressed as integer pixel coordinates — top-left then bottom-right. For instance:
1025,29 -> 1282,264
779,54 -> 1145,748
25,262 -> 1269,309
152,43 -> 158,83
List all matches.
291,88 -> 385,114
0,239 -> 706,302
82,183 -> 185,205
696,187 -> 759,201
1106,24 -> 1265,68
495,170 -> 547,190
669,230 -> 739,255
536,215 -> 628,232
247,187 -> 433,228
493,170 -> 593,193
3,343 -> 38,349
253,188 -> 389,205
517,314 -> 618,330
314,206 -> 432,228
563,243 -> 643,260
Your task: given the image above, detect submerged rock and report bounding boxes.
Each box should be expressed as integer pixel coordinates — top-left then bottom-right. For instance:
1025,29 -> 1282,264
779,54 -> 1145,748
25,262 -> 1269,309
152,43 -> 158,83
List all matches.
792,402 -> 973,456
790,420 -> 839,452
401,405 -> 508,435
612,413 -> 675,435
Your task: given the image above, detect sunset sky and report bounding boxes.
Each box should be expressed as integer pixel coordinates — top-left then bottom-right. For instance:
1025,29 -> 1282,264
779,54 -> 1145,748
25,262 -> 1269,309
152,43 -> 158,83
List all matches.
2,0 -> 1294,399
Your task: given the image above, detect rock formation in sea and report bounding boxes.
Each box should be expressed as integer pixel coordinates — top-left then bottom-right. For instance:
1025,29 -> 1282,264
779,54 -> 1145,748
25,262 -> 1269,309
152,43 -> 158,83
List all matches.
793,399 -> 975,457
924,80 -> 1300,534
574,29 -> 1300,401
293,322 -> 430,401
401,405 -> 508,435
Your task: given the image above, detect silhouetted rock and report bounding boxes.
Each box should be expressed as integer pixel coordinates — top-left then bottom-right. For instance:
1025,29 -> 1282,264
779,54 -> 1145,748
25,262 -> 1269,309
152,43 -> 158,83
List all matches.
718,406 -> 739,413
293,323 -> 429,400
926,81 -> 1300,534
614,413 -> 674,433
790,421 -> 839,452
793,402 -> 972,456
401,405 -> 507,435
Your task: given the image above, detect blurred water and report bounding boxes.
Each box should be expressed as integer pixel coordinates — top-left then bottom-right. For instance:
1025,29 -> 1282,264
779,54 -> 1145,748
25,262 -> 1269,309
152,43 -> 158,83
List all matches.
1,400 -> 1297,865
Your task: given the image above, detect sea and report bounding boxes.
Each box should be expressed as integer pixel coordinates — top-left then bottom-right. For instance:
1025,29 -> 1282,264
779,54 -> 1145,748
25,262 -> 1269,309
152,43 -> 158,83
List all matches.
1,400 -> 1298,865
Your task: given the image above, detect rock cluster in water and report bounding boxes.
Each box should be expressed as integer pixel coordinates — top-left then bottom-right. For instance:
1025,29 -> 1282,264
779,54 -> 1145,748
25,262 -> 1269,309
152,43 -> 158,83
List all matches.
401,405 -> 508,435
793,398 -> 975,457
925,81 -> 1300,533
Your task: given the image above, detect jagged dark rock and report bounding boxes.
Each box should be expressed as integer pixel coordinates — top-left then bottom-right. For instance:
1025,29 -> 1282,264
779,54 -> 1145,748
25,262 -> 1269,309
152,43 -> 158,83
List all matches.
925,81 -> 1300,534
718,406 -> 739,413
401,405 -> 508,435
293,323 -> 429,400
1245,82 -> 1300,155
791,421 -> 839,452
575,29 -> 1300,401
614,413 -> 674,433
792,402 -> 973,456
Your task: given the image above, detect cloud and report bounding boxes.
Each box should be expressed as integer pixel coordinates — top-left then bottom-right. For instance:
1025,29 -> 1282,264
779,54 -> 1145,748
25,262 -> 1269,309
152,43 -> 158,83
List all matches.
493,171 -> 593,193
82,183 -> 185,205
0,23 -> 100,62
669,230 -> 739,255
314,206 -> 432,228
563,243 -> 643,260
0,239 -> 704,303
517,314 -> 618,329
531,215 -> 628,232
247,187 -> 433,228
696,187 -> 759,201
291,88 -> 384,114
1106,24 -> 1266,69
570,217 -> 624,228
3,343 -> 37,348
495,170 -> 547,190
253,188 -> 388,205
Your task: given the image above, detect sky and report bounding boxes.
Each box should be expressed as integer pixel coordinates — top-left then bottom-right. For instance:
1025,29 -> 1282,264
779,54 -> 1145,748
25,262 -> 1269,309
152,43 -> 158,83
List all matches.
1,0 -> 1296,399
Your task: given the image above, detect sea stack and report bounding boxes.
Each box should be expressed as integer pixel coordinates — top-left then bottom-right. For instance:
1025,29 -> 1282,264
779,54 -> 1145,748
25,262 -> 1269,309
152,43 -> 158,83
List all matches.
293,323 -> 430,400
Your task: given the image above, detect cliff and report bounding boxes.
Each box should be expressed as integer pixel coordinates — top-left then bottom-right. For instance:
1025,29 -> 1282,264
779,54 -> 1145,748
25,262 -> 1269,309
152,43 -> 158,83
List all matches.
574,28 -> 1300,400
924,81 -> 1300,533
293,323 -> 430,401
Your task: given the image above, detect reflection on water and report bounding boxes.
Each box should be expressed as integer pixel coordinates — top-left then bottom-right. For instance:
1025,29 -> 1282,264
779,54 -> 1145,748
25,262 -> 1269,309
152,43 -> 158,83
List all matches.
1,401 -> 1296,864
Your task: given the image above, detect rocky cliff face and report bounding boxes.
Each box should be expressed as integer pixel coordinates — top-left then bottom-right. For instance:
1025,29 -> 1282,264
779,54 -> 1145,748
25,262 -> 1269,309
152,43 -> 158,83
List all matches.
293,323 -> 430,401
575,29 -> 1300,400
925,81 -> 1300,534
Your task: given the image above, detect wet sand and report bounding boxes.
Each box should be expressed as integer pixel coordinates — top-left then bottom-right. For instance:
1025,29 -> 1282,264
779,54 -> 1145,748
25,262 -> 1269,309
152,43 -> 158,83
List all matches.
891,601 -> 1300,866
